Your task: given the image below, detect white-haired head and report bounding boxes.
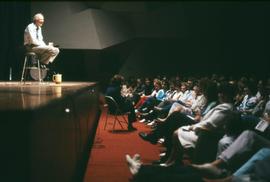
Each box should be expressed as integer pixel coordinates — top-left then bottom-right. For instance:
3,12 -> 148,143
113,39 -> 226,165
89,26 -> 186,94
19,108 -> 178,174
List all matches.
33,13 -> 44,27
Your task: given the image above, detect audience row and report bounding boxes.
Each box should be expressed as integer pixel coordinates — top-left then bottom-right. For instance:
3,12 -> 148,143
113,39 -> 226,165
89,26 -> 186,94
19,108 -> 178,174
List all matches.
104,74 -> 270,182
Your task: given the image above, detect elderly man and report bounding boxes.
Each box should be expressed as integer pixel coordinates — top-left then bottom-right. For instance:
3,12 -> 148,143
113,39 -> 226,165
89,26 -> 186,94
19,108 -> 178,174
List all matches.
24,13 -> 59,66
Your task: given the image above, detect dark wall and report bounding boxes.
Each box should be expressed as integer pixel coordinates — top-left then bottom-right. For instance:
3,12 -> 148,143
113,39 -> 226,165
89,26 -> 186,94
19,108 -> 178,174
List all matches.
1,2 -> 270,84
0,2 -> 30,81
120,2 -> 270,79
31,2 -> 135,49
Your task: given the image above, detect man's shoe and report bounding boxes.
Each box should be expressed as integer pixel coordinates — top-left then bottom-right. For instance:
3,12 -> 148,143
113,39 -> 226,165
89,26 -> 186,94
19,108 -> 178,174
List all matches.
138,132 -> 157,144
39,64 -> 47,69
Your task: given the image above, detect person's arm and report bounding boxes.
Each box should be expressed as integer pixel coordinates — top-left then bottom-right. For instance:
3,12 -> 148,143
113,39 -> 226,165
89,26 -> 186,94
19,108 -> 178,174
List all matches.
193,109 -> 202,122
193,104 -> 232,132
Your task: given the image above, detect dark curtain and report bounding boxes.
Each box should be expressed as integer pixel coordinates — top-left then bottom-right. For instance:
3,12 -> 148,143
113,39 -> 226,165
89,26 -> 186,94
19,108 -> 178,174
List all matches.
0,2 -> 30,81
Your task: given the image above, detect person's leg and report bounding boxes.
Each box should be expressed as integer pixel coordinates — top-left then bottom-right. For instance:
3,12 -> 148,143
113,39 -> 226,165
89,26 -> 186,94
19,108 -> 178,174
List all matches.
139,111 -> 195,144
162,129 -> 184,166
124,99 -> 137,130
219,130 -> 270,167
192,131 -> 270,178
216,135 -> 237,158
131,93 -> 140,106
234,148 -> 270,176
134,165 -> 203,182
167,102 -> 183,116
139,97 -> 155,112
135,96 -> 147,109
45,47 -> 59,64
120,99 -> 136,130
240,114 -> 260,130
162,112 -> 195,156
157,100 -> 171,108
32,45 -> 59,65
126,154 -> 142,175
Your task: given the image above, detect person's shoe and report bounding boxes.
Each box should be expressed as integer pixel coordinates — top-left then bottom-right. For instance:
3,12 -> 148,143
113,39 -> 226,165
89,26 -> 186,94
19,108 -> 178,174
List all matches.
147,121 -> 156,126
159,152 -> 166,157
150,124 -> 157,130
154,106 -> 163,111
133,153 -> 141,162
140,110 -> 154,116
141,107 -> 148,112
40,64 -> 46,69
158,159 -> 177,167
125,154 -> 141,175
144,120 -> 152,124
140,112 -> 150,117
191,163 -> 228,178
139,119 -> 146,123
138,132 -> 157,144
157,117 -> 167,122
158,138 -> 165,144
152,156 -> 167,165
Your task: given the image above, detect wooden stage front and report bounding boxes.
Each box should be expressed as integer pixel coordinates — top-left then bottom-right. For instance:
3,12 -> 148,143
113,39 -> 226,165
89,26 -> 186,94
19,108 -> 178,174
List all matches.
0,81 -> 101,182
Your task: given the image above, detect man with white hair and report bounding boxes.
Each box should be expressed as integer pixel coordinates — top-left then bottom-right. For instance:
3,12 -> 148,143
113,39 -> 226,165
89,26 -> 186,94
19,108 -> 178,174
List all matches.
24,13 -> 59,67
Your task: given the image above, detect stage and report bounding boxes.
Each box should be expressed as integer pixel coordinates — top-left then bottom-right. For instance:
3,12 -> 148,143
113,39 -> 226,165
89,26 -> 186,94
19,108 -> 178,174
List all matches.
0,81 -> 101,182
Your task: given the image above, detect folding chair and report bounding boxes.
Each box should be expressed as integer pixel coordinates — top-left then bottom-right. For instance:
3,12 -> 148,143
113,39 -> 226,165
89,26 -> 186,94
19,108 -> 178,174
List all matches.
104,96 -> 129,131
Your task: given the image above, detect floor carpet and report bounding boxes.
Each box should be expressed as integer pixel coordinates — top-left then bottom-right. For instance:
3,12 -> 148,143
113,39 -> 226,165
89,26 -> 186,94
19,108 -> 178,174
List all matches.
84,109 -> 161,182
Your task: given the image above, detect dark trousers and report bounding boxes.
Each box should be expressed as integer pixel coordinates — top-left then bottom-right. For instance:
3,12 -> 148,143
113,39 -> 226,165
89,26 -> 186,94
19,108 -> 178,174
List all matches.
152,112 -> 195,158
133,164 -> 203,182
121,99 -> 136,125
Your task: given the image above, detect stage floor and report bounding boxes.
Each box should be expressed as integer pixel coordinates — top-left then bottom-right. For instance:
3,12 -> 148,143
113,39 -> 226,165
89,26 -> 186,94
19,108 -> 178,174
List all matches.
0,81 -> 97,110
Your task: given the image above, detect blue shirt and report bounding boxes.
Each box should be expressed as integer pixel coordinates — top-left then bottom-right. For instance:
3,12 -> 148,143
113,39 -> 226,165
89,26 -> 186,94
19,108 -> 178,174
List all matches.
155,89 -> 165,101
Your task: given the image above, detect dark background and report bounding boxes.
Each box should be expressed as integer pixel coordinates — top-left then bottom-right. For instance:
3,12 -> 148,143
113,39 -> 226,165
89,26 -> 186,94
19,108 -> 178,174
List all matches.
1,1 -> 270,91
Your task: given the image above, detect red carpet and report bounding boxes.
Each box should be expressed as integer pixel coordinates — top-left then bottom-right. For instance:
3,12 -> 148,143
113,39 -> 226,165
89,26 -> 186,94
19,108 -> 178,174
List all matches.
84,109 -> 161,182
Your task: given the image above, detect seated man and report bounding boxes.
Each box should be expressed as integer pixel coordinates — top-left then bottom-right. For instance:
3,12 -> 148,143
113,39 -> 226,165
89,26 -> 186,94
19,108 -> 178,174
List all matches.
24,13 -> 59,68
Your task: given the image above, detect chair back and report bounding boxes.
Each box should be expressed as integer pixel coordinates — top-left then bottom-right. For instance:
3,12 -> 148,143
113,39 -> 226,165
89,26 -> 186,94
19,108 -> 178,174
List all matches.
105,96 -> 121,115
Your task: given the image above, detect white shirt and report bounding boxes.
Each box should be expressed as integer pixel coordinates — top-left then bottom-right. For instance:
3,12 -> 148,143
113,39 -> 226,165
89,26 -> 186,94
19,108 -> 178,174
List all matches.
171,90 -> 182,101
178,90 -> 193,103
193,102 -> 234,131
177,102 -> 233,148
24,23 -> 46,46
237,95 -> 257,112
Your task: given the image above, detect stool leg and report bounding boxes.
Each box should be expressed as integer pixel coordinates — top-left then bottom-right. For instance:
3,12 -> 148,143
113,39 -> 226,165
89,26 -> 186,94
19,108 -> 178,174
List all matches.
37,60 -> 42,82
21,56 -> 27,83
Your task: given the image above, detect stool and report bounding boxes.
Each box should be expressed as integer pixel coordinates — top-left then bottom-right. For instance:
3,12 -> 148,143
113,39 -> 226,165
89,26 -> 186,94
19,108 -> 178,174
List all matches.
21,52 -> 42,83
